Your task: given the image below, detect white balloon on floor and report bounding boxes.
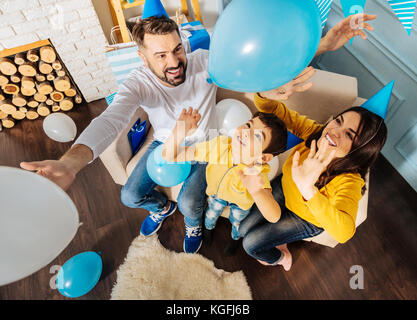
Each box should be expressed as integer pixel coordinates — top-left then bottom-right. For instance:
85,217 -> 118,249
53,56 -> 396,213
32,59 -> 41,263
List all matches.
43,113 -> 77,142
215,99 -> 252,137
0,167 -> 79,286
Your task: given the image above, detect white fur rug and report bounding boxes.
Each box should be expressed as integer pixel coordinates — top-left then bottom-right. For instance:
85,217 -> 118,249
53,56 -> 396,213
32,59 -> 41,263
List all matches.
110,234 -> 252,300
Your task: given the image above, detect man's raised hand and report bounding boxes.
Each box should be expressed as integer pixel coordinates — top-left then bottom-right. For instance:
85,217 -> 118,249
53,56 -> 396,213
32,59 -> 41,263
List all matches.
20,160 -> 77,191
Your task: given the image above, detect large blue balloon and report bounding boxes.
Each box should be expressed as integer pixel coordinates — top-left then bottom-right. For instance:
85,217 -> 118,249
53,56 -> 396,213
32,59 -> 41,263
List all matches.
146,144 -> 191,187
57,252 -> 102,298
208,0 -> 322,92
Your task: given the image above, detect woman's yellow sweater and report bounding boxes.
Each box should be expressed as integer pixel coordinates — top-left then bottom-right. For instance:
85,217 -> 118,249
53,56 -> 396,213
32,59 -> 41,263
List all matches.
254,93 -> 365,243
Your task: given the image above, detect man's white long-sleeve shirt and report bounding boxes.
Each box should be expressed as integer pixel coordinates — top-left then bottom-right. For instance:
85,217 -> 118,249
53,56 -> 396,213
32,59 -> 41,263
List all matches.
74,49 -> 218,160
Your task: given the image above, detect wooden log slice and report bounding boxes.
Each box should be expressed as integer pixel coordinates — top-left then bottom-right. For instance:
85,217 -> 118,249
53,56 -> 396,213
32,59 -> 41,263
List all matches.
34,92 -> 47,102
40,46 -> 56,63
0,93 -> 5,101
2,116 -> 15,128
64,86 -> 77,97
11,109 -> 26,120
26,110 -> 39,120
20,86 -> 37,96
27,98 -> 39,108
52,60 -> 62,70
35,73 -> 46,82
18,62 -> 37,77
37,103 -> 51,116
74,94 -> 82,104
14,53 -> 25,65
39,61 -> 53,74
36,82 -> 53,95
52,104 -> 60,112
10,75 -> 21,83
2,83 -> 19,95
27,49 -> 40,62
0,58 -> 17,75
59,98 -> 74,111
12,93 -> 27,107
50,91 -> 64,102
19,107 -> 28,113
53,76 -> 71,92
45,98 -> 54,106
56,69 -> 66,77
0,100 -> 17,114
21,76 -> 35,88
0,110 -> 8,119
46,73 -> 55,81
0,74 -> 9,86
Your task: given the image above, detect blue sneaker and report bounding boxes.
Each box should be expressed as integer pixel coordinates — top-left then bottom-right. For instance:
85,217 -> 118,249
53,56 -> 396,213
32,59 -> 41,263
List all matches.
140,201 -> 177,237
183,225 -> 203,253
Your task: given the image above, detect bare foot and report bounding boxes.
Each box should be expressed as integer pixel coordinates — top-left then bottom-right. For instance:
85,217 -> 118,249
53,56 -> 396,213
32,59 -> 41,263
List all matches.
276,243 -> 292,271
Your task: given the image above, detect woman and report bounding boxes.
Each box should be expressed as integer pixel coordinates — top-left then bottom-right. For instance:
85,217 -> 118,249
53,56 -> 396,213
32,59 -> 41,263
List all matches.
238,91 -> 387,271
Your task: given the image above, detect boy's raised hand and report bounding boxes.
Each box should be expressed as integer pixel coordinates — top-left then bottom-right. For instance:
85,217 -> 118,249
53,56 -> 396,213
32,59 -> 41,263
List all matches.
176,107 -> 201,137
238,168 -> 265,196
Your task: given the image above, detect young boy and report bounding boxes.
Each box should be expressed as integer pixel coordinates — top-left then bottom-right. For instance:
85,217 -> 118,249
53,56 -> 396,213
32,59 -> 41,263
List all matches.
163,107 -> 287,254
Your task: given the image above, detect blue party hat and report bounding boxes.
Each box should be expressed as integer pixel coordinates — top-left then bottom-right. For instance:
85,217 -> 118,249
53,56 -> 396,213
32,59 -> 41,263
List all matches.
142,0 -> 169,19
361,81 -> 395,119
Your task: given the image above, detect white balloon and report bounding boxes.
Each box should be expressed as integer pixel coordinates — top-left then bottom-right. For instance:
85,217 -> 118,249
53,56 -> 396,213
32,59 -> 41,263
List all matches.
43,113 -> 77,142
0,167 -> 79,286
215,99 -> 252,137
267,156 -> 280,181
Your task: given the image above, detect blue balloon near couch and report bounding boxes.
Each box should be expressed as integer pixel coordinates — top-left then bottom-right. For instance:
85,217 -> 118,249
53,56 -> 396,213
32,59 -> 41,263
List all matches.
146,144 -> 192,187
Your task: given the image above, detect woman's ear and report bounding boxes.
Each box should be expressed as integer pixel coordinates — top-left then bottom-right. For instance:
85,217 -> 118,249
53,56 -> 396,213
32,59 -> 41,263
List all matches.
262,153 -> 274,163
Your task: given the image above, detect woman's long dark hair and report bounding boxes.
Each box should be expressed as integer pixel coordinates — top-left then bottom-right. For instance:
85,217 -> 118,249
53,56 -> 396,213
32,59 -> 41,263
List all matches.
305,106 -> 387,194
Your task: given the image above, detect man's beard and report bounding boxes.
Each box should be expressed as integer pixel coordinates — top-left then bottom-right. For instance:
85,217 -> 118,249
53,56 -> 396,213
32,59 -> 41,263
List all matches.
151,61 -> 187,87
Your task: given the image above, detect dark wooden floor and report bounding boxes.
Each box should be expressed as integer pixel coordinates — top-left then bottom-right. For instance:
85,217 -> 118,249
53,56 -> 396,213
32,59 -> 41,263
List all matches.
0,99 -> 416,300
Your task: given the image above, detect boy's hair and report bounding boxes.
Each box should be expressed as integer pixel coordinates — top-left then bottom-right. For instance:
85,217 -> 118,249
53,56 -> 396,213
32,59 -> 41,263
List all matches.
132,16 -> 180,48
253,112 -> 287,156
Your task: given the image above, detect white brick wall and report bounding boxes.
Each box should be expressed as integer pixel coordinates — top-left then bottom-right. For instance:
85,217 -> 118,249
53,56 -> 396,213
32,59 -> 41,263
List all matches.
0,0 -> 118,103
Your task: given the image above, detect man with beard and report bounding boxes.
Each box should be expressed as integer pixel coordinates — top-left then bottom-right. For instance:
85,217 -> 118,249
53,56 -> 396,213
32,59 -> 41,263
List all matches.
20,13 -> 376,254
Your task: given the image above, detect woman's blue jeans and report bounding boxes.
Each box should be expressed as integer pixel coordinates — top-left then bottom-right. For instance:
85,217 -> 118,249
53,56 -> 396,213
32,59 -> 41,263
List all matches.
239,174 -> 324,264
120,140 -> 207,227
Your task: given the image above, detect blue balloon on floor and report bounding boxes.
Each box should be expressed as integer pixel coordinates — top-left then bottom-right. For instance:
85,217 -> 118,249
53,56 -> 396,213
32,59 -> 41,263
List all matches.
146,144 -> 191,187
208,0 -> 322,92
57,252 -> 102,298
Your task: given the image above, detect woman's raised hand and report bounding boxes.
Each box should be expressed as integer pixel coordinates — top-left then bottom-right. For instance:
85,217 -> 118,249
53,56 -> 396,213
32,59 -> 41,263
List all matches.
320,13 -> 376,53
291,139 -> 336,200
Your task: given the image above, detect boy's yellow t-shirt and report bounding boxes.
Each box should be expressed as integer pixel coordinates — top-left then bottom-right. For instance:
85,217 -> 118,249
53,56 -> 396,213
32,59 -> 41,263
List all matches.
194,135 -> 271,210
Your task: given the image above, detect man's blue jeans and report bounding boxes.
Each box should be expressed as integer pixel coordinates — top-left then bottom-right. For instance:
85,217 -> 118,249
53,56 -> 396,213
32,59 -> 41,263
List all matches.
121,140 -> 207,227
239,174 -> 324,264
